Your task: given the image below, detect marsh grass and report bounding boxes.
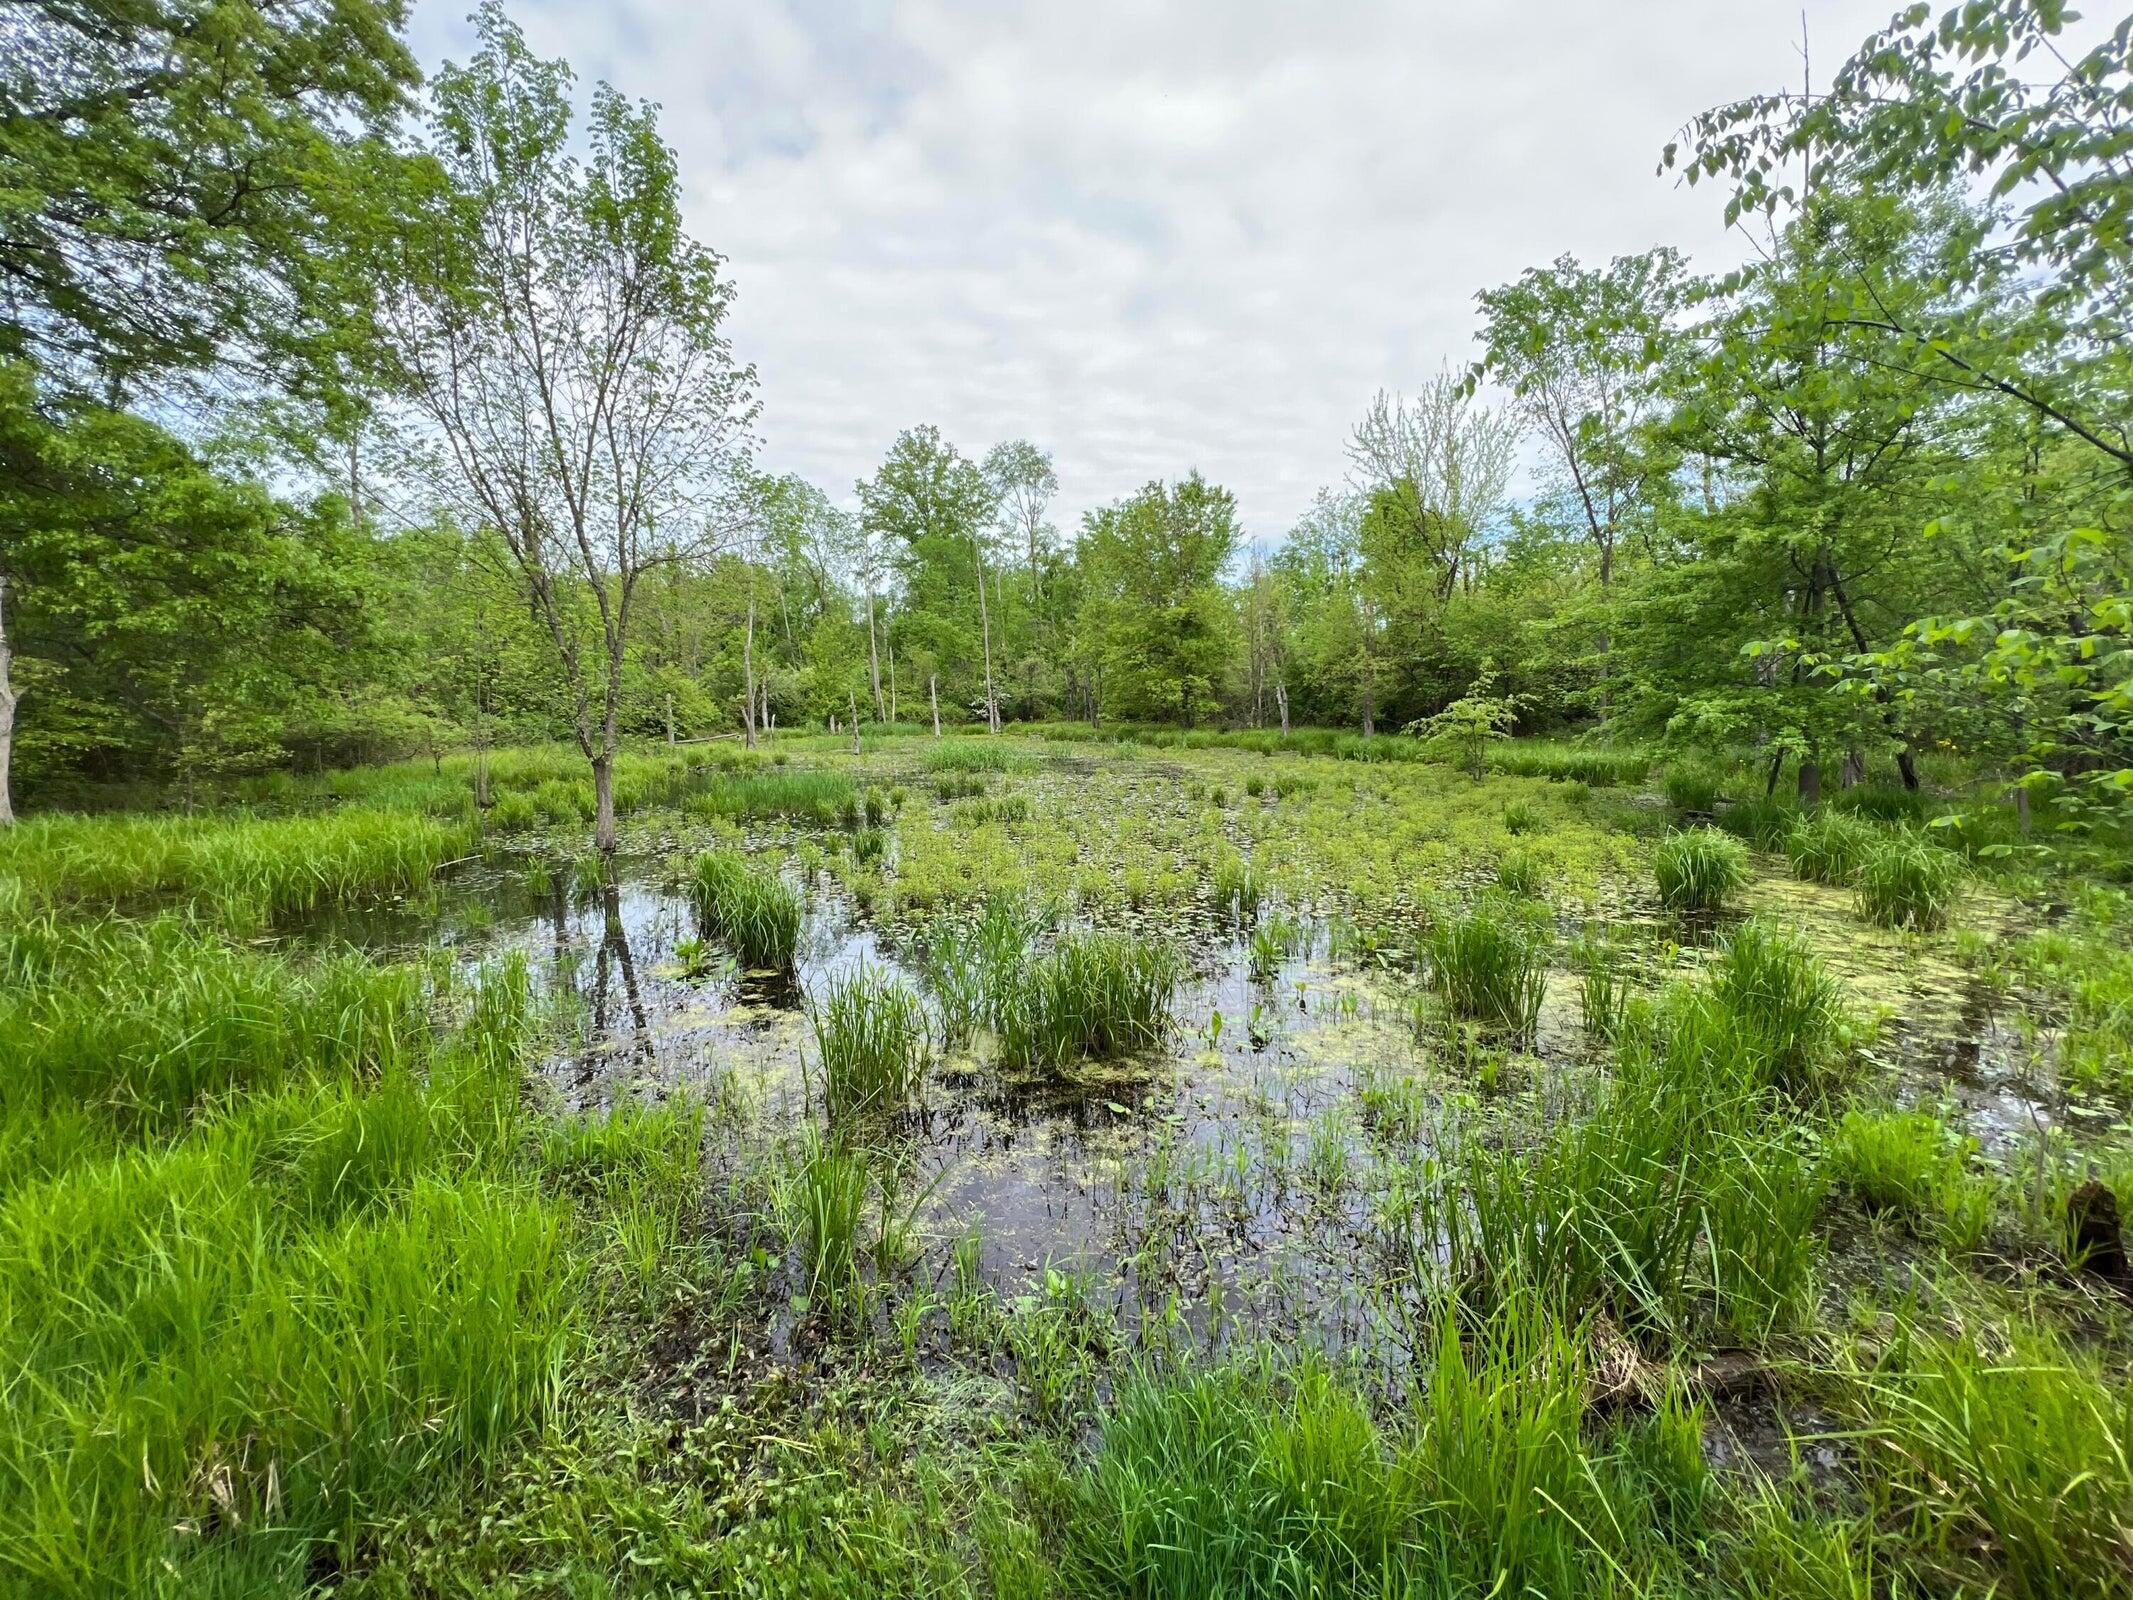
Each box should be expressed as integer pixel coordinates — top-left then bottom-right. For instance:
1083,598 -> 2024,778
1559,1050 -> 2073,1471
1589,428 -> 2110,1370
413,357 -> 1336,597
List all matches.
1855,833 -> 1964,931
1571,923 -> 1627,1040
1654,826 -> 1751,913
812,967 -> 928,1120
1717,794 -> 1797,849
1786,809 -> 1880,885
689,850 -> 803,971
1423,894 -> 1549,1040
0,911 -> 427,1162
0,808 -> 471,926
926,741 -> 1034,774
1839,1317 -> 2133,1596
687,769 -> 855,827
1707,917 -> 1854,1098
1487,741 -> 1650,787
1663,764 -> 1725,812
1494,848 -> 1545,897
996,932 -> 1180,1070
1452,1001 -> 1824,1339
1064,1299 -> 1703,1600
1822,1107 -> 1990,1248
1501,798 -> 1542,836
0,948 -> 707,1595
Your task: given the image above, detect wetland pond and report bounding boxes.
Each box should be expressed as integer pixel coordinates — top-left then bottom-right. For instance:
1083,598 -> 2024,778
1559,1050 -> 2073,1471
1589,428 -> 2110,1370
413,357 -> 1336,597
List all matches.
291,742 -> 2071,1382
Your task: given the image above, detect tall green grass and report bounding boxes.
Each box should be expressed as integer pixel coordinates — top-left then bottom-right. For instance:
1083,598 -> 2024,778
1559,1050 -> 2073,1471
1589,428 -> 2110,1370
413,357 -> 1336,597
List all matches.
0,952 -> 706,1595
1486,741 -> 1650,787
685,769 -> 855,827
1855,833 -> 1964,931
1653,826 -> 1751,913
0,808 -> 471,926
688,851 -> 804,971
995,932 -> 1180,1070
1423,894 -> 1549,1040
1706,917 -> 1854,1098
1839,1316 -> 2133,1596
1786,809 -> 1880,885
925,741 -> 1035,774
1064,1300 -> 1702,1599
811,967 -> 929,1120
0,911 -> 428,1175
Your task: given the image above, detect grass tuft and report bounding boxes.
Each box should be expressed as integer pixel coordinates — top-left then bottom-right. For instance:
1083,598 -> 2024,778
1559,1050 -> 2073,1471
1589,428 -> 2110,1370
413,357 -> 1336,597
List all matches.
1654,826 -> 1750,913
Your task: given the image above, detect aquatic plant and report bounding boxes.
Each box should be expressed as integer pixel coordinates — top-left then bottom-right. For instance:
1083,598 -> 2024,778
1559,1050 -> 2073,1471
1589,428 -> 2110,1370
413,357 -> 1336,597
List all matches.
1662,764 -> 1724,812
995,932 -> 1180,1070
688,850 -> 803,971
1653,826 -> 1750,913
1423,894 -> 1549,1040
1784,809 -> 1879,885
811,967 -> 928,1120
686,769 -> 855,827
1706,918 -> 1852,1097
1855,833 -> 1964,931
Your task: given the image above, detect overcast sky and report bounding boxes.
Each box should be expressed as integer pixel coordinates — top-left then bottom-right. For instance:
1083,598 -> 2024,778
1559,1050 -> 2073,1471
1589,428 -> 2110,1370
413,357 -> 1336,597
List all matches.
407,0 -> 1909,542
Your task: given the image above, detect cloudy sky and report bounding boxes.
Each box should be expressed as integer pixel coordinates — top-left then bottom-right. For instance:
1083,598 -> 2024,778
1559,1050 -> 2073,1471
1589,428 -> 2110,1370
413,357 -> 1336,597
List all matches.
408,0 -> 1907,542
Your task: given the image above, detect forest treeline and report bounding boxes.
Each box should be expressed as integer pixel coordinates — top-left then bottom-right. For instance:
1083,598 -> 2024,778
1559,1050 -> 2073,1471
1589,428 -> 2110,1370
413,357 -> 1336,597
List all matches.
1,0 -> 2127,830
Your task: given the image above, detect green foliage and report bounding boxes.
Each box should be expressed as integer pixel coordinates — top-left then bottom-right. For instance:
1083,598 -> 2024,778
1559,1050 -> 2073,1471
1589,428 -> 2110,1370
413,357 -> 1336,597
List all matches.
1855,833 -> 1964,931
1786,808 -> 1880,885
995,932 -> 1180,1070
688,768 -> 856,826
1653,826 -> 1750,913
1662,763 -> 1724,811
1423,893 -> 1550,1040
688,850 -> 803,971
1707,917 -> 1853,1098
810,967 -> 928,1121
1405,658 -> 1529,779
0,807 -> 470,926
1822,1107 -> 1989,1249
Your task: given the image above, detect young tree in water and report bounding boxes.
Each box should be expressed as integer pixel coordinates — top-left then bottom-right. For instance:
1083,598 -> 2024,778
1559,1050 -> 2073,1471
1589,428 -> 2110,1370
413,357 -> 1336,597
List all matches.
373,1 -> 756,854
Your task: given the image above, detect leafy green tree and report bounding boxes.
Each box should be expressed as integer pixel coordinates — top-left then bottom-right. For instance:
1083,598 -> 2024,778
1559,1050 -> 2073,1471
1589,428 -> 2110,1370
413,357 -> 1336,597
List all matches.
0,365 -> 365,810
857,426 -> 1000,726
1079,474 -> 1240,725
1477,249 -> 1687,717
1674,0 -> 2133,817
0,0 -> 419,394
371,0 -> 758,853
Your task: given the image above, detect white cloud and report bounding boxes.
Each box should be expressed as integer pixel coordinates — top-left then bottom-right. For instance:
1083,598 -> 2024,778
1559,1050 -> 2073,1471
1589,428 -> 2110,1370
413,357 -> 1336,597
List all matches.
409,0 -> 1910,538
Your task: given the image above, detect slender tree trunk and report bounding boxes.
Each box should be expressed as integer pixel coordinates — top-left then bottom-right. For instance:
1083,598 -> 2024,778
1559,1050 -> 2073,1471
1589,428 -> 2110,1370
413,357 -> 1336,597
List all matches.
1797,756 -> 1822,808
975,538 -> 1000,732
743,583 -> 758,750
848,688 -> 861,755
887,634 -> 899,723
1276,681 -> 1290,738
0,575 -> 16,826
664,692 -> 676,745
930,674 -> 941,737
593,752 -> 617,855
864,589 -> 886,720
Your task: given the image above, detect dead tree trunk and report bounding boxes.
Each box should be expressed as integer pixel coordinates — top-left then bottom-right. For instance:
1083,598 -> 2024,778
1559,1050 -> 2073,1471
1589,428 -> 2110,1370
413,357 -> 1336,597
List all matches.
864,589 -> 886,721
743,582 -> 758,750
848,688 -> 862,755
0,575 -> 16,826
1276,681 -> 1290,738
975,537 -> 1000,732
930,674 -> 941,737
